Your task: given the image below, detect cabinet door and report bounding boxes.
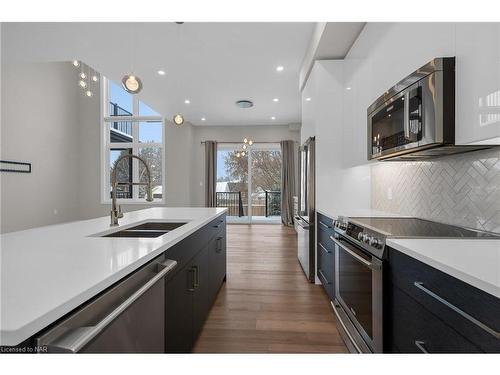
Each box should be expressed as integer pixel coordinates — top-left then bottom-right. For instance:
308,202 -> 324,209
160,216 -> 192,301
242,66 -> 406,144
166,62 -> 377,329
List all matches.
165,266 -> 194,353
208,234 -> 226,305
455,23 -> 500,144
192,246 -> 210,342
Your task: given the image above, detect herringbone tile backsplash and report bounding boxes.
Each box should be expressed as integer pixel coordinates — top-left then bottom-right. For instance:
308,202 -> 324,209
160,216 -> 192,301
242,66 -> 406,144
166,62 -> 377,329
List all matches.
371,148 -> 500,233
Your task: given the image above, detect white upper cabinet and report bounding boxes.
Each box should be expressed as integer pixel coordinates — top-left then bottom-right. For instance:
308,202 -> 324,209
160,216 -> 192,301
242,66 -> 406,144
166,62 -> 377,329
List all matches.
300,65 -> 317,143
455,23 -> 500,144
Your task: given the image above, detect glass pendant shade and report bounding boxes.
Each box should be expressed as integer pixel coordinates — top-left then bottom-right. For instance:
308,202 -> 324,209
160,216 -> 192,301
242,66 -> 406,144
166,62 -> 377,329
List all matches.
122,74 -> 143,94
173,114 -> 184,126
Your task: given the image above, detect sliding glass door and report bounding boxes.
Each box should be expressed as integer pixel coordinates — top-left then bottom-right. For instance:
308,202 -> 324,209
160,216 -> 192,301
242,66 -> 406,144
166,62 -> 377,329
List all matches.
216,143 -> 281,224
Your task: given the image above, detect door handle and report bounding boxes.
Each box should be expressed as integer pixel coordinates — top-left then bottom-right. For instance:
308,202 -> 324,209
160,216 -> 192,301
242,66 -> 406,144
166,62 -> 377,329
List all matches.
404,91 -> 410,140
41,259 -> 177,353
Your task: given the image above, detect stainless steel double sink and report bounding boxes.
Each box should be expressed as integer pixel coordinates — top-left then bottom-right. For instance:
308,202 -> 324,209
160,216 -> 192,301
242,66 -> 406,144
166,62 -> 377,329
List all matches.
102,222 -> 187,238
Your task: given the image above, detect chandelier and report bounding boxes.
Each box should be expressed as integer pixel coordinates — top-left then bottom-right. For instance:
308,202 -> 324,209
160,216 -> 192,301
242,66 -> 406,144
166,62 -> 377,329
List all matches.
235,138 -> 253,158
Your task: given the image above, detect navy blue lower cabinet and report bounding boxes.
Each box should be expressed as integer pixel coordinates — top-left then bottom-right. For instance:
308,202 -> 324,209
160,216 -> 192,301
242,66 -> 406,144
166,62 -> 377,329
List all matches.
387,247 -> 500,353
388,284 -> 482,353
316,213 -> 335,301
165,214 -> 227,353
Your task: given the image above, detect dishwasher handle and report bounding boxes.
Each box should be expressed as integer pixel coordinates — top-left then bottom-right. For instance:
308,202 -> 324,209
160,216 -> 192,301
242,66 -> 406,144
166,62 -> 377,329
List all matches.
44,259 -> 177,353
295,216 -> 310,229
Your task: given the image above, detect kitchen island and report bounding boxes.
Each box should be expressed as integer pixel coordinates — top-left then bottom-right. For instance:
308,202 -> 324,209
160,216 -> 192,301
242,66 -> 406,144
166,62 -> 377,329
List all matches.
0,207 -> 227,351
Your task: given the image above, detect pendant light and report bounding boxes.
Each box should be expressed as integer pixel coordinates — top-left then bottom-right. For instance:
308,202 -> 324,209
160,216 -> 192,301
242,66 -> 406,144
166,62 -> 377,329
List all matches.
171,23 -> 186,126
173,114 -> 184,126
122,25 -> 143,95
122,74 -> 143,94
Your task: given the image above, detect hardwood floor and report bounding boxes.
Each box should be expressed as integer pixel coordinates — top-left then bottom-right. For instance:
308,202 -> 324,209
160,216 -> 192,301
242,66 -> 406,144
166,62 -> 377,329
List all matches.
193,224 -> 348,353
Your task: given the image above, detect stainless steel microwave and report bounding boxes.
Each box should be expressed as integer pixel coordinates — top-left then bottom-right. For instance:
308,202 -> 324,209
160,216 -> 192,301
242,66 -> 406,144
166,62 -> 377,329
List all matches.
367,57 -> 491,161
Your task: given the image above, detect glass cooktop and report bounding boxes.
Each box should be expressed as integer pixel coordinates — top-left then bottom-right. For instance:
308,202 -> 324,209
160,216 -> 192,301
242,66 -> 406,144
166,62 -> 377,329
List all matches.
349,217 -> 500,238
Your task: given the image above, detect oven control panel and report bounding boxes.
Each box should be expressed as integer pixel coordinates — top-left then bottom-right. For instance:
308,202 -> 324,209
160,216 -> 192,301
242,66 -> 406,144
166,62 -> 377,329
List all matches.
334,219 -> 386,257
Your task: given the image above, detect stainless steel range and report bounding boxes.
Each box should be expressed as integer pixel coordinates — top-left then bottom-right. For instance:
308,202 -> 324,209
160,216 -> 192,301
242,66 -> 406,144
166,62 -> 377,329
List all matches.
330,216 -> 500,353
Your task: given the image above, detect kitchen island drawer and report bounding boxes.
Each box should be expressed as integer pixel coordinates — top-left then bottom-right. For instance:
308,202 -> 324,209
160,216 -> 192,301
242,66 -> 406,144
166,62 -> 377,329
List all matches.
389,285 -> 481,353
388,248 -> 500,352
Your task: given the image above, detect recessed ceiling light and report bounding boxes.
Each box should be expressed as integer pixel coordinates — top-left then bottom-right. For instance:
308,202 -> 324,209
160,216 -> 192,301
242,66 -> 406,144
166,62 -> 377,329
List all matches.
305,97 -> 312,102
158,70 -> 166,76
72,60 -> 80,67
201,117 -> 206,121
346,87 -> 352,90
271,116 -> 276,120
276,66 -> 284,72
273,98 -> 279,102
184,99 -> 191,104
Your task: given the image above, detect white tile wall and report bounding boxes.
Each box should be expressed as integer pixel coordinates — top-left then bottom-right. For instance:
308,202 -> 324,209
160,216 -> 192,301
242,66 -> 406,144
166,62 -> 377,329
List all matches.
371,148 -> 500,233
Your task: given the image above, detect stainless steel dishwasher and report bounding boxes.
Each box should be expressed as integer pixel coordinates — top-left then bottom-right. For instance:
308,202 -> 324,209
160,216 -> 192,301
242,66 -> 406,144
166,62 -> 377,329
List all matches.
35,255 -> 177,353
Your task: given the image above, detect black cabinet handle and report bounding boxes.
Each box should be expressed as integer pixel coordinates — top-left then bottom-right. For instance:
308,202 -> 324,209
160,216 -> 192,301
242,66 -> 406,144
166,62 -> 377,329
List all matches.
414,281 -> 500,339
213,220 -> 224,229
193,266 -> 199,288
187,267 -> 196,292
216,237 -> 223,253
414,340 -> 428,353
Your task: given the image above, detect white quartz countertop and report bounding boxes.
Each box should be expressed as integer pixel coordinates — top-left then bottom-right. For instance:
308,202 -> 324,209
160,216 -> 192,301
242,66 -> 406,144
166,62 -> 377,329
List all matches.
387,238 -> 500,299
0,207 -> 227,346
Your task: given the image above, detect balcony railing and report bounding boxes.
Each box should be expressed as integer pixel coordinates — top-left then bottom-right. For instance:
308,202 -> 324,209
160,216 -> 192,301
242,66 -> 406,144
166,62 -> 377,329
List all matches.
216,192 -> 244,217
265,190 -> 281,217
109,102 -> 132,136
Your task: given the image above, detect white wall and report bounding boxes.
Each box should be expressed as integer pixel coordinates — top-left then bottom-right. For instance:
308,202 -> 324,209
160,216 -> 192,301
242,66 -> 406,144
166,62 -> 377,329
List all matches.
0,61 -> 198,232
0,60 -> 300,232
190,125 -> 300,207
1,62 -> 81,232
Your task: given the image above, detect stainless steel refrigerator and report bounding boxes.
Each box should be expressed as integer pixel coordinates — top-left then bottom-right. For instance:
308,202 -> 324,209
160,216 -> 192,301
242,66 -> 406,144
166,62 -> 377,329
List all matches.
295,136 -> 315,282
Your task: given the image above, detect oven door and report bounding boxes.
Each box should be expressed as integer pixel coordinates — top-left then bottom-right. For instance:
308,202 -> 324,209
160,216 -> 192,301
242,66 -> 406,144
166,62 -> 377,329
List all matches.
368,83 -> 424,160
333,235 -> 383,353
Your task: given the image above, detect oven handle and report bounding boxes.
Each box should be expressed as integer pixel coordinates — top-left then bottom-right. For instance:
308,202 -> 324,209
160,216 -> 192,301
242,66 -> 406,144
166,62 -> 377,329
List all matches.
330,236 -> 380,270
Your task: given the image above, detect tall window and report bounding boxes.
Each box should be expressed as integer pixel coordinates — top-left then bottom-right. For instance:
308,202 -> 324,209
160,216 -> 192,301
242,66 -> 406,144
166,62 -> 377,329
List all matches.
101,78 -> 165,203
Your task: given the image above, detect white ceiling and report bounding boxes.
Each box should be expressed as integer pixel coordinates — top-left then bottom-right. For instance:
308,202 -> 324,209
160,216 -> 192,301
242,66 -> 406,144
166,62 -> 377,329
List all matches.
1,22 -> 317,126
